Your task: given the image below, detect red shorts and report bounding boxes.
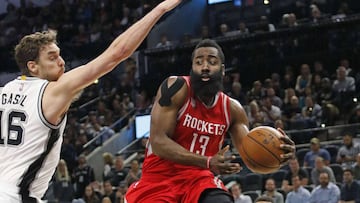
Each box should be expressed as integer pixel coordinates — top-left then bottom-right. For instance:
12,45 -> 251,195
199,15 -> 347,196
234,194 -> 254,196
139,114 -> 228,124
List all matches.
125,169 -> 227,203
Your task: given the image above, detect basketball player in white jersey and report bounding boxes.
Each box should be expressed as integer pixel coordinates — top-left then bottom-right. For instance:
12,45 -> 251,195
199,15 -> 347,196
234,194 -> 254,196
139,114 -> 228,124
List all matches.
0,1 -> 181,202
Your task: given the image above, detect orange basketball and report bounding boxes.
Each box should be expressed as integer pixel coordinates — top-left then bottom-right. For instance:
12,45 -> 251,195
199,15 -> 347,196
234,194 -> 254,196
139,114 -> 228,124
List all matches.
238,126 -> 285,174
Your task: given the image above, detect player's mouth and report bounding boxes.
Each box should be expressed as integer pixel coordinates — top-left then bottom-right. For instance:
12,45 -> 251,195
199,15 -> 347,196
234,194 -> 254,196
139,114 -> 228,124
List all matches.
201,73 -> 210,81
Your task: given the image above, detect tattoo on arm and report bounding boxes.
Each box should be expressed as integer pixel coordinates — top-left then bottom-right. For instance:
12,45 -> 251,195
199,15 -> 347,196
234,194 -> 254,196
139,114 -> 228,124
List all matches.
159,77 -> 185,107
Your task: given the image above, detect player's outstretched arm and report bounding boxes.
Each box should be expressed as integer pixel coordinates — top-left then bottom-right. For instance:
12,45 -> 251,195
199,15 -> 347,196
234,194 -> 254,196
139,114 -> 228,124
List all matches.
43,0 -> 182,124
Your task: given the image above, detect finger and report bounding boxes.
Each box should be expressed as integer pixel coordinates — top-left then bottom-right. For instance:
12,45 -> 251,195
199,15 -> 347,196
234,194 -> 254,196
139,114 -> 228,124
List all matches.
280,152 -> 295,159
223,155 -> 236,162
277,128 -> 286,136
280,144 -> 296,152
218,145 -> 230,155
280,136 -> 295,145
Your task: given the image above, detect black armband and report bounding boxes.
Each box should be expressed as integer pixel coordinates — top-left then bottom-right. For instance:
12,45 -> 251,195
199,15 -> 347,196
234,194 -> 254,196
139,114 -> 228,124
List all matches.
159,77 -> 185,106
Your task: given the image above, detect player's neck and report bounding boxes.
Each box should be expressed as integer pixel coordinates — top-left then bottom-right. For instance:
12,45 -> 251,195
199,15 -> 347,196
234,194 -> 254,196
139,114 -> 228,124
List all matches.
198,95 -> 215,106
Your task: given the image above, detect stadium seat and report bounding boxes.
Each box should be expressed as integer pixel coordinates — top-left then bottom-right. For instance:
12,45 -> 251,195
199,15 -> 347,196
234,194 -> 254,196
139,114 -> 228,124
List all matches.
303,185 -> 314,192
329,163 -> 343,183
296,148 -> 310,166
243,190 -> 260,202
323,145 -> 339,164
242,173 -> 263,192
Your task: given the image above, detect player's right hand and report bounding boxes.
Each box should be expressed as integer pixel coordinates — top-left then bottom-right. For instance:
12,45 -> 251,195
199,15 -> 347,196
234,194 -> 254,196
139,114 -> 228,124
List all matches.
209,145 -> 242,175
158,0 -> 182,12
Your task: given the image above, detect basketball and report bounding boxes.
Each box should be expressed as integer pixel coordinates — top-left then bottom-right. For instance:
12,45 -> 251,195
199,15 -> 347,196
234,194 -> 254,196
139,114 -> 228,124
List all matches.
238,126 -> 285,174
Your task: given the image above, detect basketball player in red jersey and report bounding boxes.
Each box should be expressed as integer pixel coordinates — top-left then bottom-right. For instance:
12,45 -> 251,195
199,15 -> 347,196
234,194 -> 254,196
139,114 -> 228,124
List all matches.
125,39 -> 295,203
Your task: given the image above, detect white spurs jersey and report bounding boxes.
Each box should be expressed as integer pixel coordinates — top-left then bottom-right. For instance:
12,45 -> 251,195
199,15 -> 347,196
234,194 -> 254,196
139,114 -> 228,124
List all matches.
0,76 -> 66,199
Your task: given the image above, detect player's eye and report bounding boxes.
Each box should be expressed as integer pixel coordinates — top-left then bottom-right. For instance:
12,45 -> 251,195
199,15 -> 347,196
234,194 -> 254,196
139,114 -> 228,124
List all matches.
208,60 -> 217,65
195,60 -> 203,65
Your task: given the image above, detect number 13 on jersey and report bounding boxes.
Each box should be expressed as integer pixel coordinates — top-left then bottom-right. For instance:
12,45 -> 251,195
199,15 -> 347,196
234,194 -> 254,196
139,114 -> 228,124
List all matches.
189,133 -> 210,156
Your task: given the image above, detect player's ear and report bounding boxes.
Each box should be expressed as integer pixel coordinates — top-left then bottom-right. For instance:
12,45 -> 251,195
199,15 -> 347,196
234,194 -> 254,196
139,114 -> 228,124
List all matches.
27,61 -> 38,74
221,64 -> 225,76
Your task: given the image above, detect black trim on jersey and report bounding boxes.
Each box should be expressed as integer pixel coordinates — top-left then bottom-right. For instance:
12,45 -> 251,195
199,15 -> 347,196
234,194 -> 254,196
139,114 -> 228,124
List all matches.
18,128 -> 61,201
37,82 -> 66,129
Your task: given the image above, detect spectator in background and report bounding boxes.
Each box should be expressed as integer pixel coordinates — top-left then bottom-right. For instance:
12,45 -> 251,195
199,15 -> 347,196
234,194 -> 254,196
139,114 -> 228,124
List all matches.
200,25 -> 212,39
339,58 -> 356,77
101,180 -> 116,203
313,61 -> 329,78
54,159 -> 74,203
108,156 -> 128,187
247,80 -> 265,104
73,155 -> 96,198
295,64 -> 312,96
332,66 -> 356,114
309,171 -> 340,203
353,153 -> 360,180
76,185 -> 100,203
337,132 -> 360,168
303,138 -> 331,168
262,178 -> 284,203
231,183 -> 252,203
317,77 -> 339,126
125,159 -> 142,187
115,181 -> 128,203
102,152 -> 114,180
247,100 -> 265,128
228,81 -> 247,105
219,23 -> 231,37
283,66 -> 296,89
302,96 -> 322,127
61,135 -> 77,174
282,157 -> 309,194
283,88 -> 296,108
261,96 -> 281,127
274,119 -> 286,130
311,156 -> 336,186
339,168 -> 360,203
266,87 -> 283,108
255,15 -> 276,33
237,21 -> 249,35
348,104 -> 360,124
282,95 -> 303,129
311,74 -> 323,100
333,65 -> 356,93
156,33 -> 172,48
285,175 -> 310,203
310,5 -> 324,23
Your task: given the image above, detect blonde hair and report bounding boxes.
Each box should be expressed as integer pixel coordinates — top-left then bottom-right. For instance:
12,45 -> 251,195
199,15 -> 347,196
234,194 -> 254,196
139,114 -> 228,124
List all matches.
55,159 -> 71,182
103,152 -> 114,166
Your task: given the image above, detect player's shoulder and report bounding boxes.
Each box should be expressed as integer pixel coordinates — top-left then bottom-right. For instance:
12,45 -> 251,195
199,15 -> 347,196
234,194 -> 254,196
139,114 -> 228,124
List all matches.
161,76 -> 187,91
157,76 -> 188,107
228,97 -> 245,112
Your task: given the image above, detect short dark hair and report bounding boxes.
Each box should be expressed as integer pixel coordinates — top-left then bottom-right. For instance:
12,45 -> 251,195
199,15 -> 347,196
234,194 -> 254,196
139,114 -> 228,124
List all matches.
255,196 -> 274,203
343,168 -> 353,175
191,39 -> 225,64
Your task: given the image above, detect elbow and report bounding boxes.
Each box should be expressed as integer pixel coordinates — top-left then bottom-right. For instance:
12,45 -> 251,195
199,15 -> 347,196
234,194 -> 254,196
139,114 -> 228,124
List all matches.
110,45 -> 131,61
150,137 -> 166,158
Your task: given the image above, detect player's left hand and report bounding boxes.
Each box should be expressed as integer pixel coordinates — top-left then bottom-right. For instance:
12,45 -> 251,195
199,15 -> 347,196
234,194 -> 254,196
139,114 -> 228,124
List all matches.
209,145 -> 242,175
277,128 -> 295,164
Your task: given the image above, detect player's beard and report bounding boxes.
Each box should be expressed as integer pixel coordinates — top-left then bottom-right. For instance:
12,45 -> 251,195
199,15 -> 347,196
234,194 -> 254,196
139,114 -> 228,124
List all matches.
190,69 -> 223,99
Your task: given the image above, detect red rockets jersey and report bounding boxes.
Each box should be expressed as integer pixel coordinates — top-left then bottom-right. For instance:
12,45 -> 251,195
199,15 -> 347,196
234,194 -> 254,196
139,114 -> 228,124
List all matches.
142,76 -> 231,176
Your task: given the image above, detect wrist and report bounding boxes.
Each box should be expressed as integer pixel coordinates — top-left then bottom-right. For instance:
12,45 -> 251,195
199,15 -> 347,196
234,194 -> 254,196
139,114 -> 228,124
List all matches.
206,156 -> 212,169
